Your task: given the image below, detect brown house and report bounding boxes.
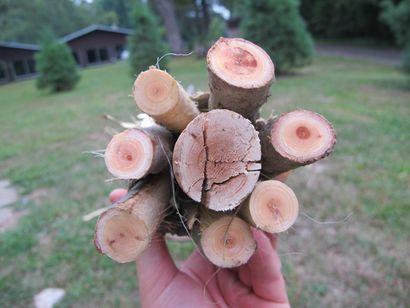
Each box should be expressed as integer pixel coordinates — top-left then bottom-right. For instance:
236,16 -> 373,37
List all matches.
0,42 -> 39,84
60,25 -> 132,67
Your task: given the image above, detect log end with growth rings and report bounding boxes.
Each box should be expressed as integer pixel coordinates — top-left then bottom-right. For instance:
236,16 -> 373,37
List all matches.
248,180 -> 299,233
207,37 -> 275,89
201,216 -> 256,268
271,110 -> 336,164
94,208 -> 150,263
133,67 -> 179,116
173,109 -> 261,211
105,129 -> 154,180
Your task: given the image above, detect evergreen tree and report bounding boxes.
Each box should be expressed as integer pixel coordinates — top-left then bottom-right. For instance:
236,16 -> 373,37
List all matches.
35,38 -> 80,92
381,0 -> 410,73
128,1 -> 168,76
241,0 -> 314,73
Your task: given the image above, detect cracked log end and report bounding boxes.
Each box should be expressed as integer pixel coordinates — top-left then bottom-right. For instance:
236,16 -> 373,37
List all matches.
272,110 -> 336,163
246,180 -> 299,233
201,216 -> 256,268
207,37 -> 274,89
105,129 -> 154,180
173,109 -> 261,211
94,208 -> 149,263
133,67 -> 199,132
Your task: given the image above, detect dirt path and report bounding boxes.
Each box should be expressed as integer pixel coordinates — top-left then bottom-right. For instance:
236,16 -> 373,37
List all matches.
316,43 -> 401,66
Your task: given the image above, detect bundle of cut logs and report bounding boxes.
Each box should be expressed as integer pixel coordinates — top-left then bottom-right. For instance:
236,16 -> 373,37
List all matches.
94,37 -> 337,267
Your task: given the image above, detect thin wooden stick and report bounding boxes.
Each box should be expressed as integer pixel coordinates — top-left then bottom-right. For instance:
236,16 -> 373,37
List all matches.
240,180 -> 299,233
207,37 -> 275,121
104,125 -> 173,180
94,174 -> 171,263
173,109 -> 261,211
259,109 -> 336,176
132,66 -> 199,132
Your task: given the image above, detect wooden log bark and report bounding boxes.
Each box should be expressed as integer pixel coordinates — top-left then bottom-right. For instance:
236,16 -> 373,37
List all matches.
190,91 -> 210,112
240,180 -> 299,233
132,67 -> 199,132
173,109 -> 261,211
104,125 -> 173,180
94,174 -> 171,263
191,209 -> 256,268
207,37 -> 275,121
259,109 -> 336,176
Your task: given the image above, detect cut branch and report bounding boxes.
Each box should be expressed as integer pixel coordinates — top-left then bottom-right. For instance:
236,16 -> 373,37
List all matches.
207,37 -> 275,121
133,67 -> 199,132
173,109 -> 261,211
240,180 -> 299,233
259,110 -> 336,176
191,209 -> 256,268
94,174 -> 171,263
104,125 -> 173,180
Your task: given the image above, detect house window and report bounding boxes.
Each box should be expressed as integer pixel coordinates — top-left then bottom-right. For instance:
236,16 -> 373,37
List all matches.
13,60 -> 26,76
99,48 -> 109,62
115,45 -> 124,59
0,62 -> 6,79
87,49 -> 97,64
27,59 -> 36,74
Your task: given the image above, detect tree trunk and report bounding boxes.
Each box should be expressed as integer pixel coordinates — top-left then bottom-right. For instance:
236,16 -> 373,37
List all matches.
207,37 -> 275,121
173,109 -> 261,211
151,0 -> 186,53
259,109 -> 337,176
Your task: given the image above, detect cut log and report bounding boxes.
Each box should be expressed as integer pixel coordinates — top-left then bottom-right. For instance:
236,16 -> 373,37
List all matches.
94,174 -> 171,263
191,210 -> 256,268
240,180 -> 299,233
173,109 -> 261,211
132,67 -> 199,132
207,37 -> 275,121
259,110 -> 336,175
104,125 -> 173,180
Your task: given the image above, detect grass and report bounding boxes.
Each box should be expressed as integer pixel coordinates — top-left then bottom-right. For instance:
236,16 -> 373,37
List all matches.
0,56 -> 409,307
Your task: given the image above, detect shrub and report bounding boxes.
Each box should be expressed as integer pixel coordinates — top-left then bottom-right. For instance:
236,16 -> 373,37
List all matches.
241,0 -> 314,73
381,0 -> 410,73
35,39 -> 80,92
128,1 -> 168,76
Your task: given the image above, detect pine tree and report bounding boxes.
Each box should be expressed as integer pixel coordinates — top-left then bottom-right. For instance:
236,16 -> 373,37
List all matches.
241,0 -> 314,73
35,38 -> 80,92
128,1 -> 168,76
381,0 -> 410,73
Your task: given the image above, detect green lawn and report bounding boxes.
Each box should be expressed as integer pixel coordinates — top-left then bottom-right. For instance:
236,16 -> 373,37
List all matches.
0,56 -> 409,307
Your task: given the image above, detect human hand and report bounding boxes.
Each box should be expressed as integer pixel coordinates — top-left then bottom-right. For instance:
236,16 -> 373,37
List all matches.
110,190 -> 290,308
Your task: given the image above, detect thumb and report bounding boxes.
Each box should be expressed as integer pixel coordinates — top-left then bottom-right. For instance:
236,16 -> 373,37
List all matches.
136,237 -> 178,303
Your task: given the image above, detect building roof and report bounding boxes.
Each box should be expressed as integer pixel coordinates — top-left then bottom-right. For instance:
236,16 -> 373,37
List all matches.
60,24 -> 133,43
0,41 -> 40,51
